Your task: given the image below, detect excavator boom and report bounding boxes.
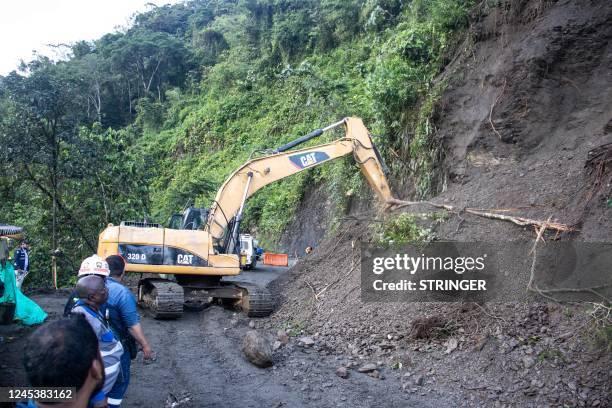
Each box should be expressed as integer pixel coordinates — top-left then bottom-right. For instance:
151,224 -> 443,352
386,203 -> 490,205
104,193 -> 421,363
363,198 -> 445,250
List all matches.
207,117 -> 393,245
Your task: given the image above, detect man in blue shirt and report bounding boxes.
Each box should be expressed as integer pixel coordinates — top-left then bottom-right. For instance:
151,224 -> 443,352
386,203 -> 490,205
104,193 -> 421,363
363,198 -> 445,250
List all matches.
105,255 -> 153,407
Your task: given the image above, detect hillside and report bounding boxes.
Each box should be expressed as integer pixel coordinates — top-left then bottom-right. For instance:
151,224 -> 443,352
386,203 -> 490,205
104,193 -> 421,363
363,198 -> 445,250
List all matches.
0,0 -> 610,406
270,0 -> 612,406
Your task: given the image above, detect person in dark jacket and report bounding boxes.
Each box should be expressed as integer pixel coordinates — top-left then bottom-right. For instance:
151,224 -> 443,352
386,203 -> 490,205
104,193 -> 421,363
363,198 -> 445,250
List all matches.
13,241 -> 29,270
13,241 -> 30,288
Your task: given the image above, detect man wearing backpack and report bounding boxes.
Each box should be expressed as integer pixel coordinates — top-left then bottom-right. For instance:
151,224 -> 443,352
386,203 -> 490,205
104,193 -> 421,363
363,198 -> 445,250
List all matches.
71,273 -> 124,408
66,254 -> 153,407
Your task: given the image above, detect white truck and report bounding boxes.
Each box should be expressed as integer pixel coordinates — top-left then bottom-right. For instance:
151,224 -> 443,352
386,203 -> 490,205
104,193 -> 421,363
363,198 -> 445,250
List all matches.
239,233 -> 261,270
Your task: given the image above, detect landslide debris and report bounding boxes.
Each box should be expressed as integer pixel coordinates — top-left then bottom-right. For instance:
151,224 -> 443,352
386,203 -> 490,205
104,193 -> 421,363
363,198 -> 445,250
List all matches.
242,330 -> 274,368
271,1 -> 612,406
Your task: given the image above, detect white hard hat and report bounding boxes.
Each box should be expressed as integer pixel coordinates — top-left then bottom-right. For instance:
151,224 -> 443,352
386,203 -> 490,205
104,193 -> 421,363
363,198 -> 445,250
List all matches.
78,255 -> 110,277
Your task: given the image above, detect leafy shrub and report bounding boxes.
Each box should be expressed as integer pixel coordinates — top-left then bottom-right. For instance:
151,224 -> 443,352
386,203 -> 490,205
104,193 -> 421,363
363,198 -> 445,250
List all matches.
367,55 -> 421,134
374,213 -> 436,247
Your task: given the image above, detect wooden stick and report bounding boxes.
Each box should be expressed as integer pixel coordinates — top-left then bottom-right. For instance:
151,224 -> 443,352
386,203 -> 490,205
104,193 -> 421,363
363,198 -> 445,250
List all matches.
305,280 -> 319,301
463,208 -> 571,232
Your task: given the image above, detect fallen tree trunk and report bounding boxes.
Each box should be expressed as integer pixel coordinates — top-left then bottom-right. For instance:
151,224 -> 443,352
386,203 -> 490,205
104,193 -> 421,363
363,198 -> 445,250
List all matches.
386,198 -> 573,233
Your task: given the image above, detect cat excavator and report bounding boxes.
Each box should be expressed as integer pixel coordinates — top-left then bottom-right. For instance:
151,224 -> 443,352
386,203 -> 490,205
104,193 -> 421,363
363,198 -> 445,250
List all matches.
97,117 -> 395,319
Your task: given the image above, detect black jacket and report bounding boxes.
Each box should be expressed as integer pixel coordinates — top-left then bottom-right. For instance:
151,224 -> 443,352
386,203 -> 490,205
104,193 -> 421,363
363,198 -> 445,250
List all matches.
13,248 -> 28,271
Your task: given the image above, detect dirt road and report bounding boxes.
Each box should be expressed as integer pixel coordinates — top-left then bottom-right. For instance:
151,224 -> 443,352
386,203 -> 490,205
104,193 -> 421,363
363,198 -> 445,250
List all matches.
128,265 -> 450,407
1,266 -> 451,407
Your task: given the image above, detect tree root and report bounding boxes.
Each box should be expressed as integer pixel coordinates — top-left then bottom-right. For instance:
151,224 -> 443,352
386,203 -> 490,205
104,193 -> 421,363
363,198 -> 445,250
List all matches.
489,77 -> 507,140
385,199 -> 610,301
527,222 -> 611,302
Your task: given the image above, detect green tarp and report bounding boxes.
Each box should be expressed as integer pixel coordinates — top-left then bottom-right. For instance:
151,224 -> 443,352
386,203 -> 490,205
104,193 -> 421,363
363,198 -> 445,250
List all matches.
0,263 -> 47,325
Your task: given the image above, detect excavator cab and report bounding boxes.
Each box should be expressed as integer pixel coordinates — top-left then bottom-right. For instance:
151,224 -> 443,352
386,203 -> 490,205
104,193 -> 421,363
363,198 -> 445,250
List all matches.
168,207 -> 210,230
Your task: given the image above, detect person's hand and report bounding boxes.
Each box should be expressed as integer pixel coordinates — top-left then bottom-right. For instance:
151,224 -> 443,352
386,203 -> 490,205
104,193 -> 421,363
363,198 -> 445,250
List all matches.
142,343 -> 153,360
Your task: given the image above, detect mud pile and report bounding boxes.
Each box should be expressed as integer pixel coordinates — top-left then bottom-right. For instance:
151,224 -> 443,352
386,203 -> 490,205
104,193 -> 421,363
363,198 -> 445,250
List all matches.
433,0 -> 612,241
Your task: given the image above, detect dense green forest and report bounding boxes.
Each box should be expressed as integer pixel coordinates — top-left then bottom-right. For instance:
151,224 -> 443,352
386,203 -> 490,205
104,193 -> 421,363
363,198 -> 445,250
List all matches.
0,0 -> 473,286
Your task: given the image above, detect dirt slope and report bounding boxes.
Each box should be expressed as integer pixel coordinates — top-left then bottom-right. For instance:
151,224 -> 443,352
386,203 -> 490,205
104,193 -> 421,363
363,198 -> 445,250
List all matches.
278,184 -> 333,257
434,0 -> 612,241
270,1 -> 611,406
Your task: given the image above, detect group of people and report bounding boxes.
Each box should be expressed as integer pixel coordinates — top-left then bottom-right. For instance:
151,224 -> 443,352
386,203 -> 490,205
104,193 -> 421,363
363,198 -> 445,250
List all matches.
20,254 -> 153,408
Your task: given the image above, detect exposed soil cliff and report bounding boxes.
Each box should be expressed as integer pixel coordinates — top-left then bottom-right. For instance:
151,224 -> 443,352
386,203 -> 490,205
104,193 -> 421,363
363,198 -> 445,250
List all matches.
271,1 -> 612,406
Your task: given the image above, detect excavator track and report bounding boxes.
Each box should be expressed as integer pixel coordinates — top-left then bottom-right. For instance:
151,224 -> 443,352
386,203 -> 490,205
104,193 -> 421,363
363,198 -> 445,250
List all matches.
233,282 -> 274,317
138,278 -> 184,319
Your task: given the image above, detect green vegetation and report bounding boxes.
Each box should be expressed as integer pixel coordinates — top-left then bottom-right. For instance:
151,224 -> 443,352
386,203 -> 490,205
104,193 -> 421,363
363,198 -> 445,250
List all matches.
390,361 -> 404,370
281,320 -> 306,337
587,303 -> 612,352
373,212 -> 443,247
410,80 -> 448,197
537,348 -> 565,363
592,324 -> 612,352
0,0 -> 473,287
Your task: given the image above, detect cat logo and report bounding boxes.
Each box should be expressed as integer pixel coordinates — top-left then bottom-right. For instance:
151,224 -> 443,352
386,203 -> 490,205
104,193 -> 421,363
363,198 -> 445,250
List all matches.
300,153 -> 317,167
289,151 -> 330,169
177,254 -> 194,265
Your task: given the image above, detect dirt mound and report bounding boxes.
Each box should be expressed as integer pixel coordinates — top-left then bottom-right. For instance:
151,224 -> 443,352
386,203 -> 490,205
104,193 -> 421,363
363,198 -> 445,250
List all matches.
270,218 -> 610,405
270,1 -> 611,406
434,0 -> 612,241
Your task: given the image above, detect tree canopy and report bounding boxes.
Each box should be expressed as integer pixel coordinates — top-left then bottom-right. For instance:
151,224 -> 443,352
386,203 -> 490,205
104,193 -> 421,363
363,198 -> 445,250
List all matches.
0,0 -> 474,287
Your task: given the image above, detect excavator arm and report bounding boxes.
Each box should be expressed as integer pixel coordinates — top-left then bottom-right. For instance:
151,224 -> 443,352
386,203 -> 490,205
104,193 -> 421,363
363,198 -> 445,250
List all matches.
206,117 -> 394,250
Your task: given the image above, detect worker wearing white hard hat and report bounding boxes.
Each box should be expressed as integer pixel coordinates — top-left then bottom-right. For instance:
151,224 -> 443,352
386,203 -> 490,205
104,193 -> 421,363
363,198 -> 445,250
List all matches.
64,255 -> 110,317
78,255 -> 111,277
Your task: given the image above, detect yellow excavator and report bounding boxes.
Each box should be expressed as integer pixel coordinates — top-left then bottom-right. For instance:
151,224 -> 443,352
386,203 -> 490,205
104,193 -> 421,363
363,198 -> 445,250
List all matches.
97,117 -> 395,318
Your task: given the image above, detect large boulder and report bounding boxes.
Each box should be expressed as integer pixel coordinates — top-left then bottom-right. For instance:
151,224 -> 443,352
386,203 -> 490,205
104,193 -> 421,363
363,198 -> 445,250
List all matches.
242,330 -> 273,368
